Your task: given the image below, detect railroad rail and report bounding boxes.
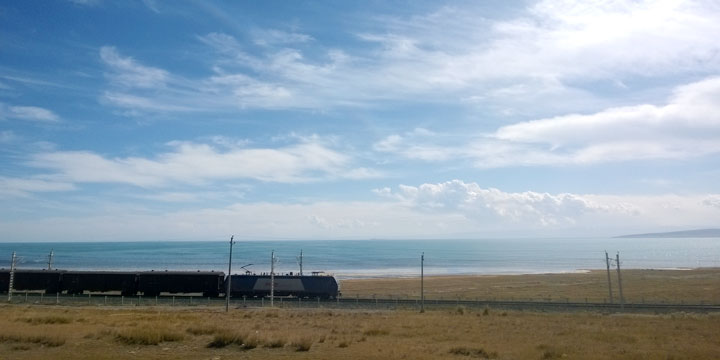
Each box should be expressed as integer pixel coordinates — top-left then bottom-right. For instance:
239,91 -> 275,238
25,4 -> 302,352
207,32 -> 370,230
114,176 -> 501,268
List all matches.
5,293 -> 720,314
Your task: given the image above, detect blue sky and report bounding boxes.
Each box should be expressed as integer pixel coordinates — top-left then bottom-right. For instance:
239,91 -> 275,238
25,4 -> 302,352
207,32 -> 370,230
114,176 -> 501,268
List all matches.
1,0 -> 719,241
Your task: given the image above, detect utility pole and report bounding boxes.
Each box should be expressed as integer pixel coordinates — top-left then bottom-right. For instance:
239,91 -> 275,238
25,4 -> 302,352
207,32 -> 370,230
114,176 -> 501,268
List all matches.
420,252 -> 425,313
8,252 -> 17,302
616,252 -> 624,309
47,249 -> 54,270
226,235 -> 234,312
270,250 -> 276,307
605,251 -> 614,304
299,249 -> 303,276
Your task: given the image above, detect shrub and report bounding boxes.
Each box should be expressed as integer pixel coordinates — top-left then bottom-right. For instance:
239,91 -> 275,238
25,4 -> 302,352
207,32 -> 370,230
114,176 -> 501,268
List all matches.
114,327 -> 184,345
263,337 -> 285,348
207,332 -> 240,348
17,316 -> 72,325
537,344 -> 564,359
242,336 -> 259,350
449,346 -> 498,359
186,325 -> 221,335
291,337 -> 314,352
363,328 -> 390,336
0,334 -> 66,347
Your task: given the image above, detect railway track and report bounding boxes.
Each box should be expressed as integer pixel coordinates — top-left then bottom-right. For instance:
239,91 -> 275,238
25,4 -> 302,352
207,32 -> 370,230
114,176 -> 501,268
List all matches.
334,297 -> 720,313
7,293 -> 720,314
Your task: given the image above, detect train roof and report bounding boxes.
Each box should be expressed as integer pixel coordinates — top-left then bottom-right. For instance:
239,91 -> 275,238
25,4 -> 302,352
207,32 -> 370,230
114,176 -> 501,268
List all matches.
139,270 -> 225,276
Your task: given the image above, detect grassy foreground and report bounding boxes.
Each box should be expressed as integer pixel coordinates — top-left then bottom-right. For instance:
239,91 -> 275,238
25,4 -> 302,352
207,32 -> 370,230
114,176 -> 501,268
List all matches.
1,269 -> 720,359
0,305 -> 719,360
340,268 -> 720,304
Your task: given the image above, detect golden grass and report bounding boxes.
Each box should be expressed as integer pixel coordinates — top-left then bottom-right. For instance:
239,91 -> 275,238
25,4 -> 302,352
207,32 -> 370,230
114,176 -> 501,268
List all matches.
340,268 -> 720,303
16,316 -> 72,325
114,326 -> 184,345
0,304 -> 718,359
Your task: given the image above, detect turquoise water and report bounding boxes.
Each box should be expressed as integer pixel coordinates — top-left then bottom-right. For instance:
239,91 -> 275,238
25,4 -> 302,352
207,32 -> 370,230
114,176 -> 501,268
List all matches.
0,238 -> 718,279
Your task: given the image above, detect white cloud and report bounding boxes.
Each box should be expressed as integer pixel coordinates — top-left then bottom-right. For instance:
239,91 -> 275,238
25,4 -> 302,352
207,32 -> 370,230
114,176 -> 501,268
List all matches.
27,138 -> 376,187
703,195 -> 720,209
373,128 -> 462,162
0,103 -> 59,122
2,185 -> 718,241
100,46 -> 169,89
0,176 -> 75,197
487,76 -> 720,166
68,0 -> 100,5
252,29 -> 314,46
99,1 -> 720,114
375,77 -> 720,167
378,179 -> 637,227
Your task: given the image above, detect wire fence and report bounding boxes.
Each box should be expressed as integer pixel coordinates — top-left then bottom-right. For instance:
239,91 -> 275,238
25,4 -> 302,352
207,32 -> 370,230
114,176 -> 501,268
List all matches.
5,292 -> 720,314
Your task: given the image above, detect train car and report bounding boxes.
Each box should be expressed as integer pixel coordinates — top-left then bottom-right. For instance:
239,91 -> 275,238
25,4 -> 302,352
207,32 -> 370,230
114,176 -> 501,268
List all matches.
12,270 -> 64,294
228,274 -> 339,299
137,271 -> 224,297
0,269 -> 9,294
61,271 -> 138,296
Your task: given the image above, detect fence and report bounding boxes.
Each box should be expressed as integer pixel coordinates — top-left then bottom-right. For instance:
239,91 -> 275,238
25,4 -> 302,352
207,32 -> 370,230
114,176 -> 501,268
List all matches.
5,292 -> 720,314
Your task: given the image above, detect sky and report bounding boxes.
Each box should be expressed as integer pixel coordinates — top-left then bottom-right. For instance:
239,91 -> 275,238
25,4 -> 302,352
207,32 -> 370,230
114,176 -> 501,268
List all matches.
1,0 -> 719,242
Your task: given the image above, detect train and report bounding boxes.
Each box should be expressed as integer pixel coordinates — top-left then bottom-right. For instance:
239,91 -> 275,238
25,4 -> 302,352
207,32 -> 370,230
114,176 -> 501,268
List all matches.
0,269 -> 339,299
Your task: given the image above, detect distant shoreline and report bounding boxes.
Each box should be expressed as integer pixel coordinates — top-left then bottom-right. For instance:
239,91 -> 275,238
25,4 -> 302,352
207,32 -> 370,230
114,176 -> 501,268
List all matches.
334,266 -> 713,280
616,228 -> 720,238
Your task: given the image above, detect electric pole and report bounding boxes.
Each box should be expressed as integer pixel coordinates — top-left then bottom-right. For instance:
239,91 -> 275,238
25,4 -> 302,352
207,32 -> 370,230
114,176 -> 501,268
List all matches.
270,250 -> 276,307
420,252 -> 425,313
616,252 -> 624,309
8,252 -> 17,302
47,249 -> 54,270
605,251 -> 613,304
226,235 -> 234,312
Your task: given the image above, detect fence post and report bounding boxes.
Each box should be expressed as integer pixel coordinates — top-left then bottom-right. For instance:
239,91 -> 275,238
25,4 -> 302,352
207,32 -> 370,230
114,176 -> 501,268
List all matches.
121,296 -> 124,305
172,296 -> 175,306
104,296 -> 107,306
56,292 -> 59,305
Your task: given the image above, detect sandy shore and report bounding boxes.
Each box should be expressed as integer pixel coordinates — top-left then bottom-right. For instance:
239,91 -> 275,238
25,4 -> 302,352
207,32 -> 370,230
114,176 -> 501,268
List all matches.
340,267 -> 720,303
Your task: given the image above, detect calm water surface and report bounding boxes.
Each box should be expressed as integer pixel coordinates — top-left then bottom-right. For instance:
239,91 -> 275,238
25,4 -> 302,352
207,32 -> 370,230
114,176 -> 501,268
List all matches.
0,238 -> 718,279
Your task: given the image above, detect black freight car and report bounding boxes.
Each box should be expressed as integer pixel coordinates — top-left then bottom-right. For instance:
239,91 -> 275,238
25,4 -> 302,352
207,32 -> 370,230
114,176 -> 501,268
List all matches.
137,271 -> 224,297
228,274 -> 339,299
0,269 -> 9,294
12,270 -> 64,294
61,271 -> 138,296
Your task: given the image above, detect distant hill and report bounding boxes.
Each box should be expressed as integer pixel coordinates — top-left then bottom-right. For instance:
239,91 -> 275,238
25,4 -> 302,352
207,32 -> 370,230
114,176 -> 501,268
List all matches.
616,228 -> 720,238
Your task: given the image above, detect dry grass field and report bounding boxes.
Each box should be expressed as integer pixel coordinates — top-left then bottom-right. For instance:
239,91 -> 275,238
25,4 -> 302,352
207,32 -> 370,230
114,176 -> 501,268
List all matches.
0,305 -> 719,360
1,269 -> 719,359
341,268 -> 720,304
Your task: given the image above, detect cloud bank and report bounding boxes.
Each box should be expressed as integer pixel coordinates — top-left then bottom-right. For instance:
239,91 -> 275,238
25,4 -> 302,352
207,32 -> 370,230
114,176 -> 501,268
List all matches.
375,77 -> 720,167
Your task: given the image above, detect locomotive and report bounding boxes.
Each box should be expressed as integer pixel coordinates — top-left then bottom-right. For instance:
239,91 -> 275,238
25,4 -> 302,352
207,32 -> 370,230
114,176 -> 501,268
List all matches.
0,269 -> 339,299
